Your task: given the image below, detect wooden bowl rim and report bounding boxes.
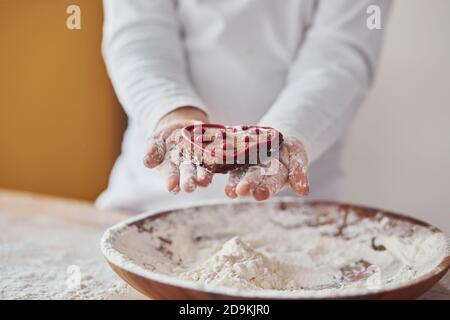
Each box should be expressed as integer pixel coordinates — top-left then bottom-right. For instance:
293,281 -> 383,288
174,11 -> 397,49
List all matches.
101,197 -> 450,299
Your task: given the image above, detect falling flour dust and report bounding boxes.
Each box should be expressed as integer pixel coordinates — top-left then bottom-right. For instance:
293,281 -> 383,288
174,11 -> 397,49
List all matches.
103,202 -> 449,298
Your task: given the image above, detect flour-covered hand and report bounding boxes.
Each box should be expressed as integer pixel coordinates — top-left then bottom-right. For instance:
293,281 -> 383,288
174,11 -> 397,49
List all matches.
225,135 -> 309,201
143,108 -> 212,193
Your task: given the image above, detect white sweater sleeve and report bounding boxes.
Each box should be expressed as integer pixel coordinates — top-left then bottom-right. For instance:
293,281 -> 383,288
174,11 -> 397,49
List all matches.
102,0 -> 207,132
259,0 -> 391,163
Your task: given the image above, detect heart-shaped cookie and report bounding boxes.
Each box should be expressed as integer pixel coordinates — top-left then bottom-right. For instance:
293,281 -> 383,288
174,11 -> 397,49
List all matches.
180,124 -> 283,173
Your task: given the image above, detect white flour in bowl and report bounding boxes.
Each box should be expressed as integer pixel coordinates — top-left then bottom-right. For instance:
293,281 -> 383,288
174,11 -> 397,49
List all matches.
180,236 -> 342,291
103,202 -> 449,298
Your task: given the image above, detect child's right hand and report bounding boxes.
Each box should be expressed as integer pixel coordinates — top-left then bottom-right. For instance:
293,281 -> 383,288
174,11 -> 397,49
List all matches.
143,107 -> 212,193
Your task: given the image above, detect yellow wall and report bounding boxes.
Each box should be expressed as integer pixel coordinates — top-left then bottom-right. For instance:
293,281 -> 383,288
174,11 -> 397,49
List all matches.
0,1 -> 126,201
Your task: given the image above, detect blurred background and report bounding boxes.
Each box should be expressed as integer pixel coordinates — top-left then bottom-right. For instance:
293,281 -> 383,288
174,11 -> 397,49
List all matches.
0,0 -> 449,232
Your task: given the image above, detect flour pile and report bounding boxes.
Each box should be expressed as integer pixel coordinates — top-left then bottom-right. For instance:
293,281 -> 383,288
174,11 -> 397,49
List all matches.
180,237 -> 341,291
181,237 -> 290,290
104,202 -> 449,298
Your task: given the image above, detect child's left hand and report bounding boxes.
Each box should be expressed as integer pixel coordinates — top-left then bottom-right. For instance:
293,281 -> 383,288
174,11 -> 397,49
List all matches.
224,135 -> 309,201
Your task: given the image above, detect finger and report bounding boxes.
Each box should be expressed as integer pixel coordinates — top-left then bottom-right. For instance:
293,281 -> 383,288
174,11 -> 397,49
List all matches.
225,168 -> 245,198
144,135 -> 166,168
286,145 -> 309,196
159,159 -> 180,193
253,159 -> 288,201
280,137 -> 309,196
235,166 -> 264,197
196,166 -> 213,187
288,160 -> 309,196
179,160 -> 197,193
159,146 -> 183,193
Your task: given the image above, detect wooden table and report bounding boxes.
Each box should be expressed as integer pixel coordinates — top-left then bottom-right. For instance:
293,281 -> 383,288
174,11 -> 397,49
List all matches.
0,189 -> 448,300
0,189 -> 147,300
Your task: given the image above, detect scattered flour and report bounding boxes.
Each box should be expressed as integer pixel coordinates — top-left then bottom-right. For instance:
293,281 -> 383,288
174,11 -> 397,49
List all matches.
0,210 -> 140,300
103,202 -> 450,298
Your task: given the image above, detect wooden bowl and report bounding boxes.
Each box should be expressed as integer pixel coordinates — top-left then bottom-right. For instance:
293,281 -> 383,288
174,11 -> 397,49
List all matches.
101,199 -> 450,300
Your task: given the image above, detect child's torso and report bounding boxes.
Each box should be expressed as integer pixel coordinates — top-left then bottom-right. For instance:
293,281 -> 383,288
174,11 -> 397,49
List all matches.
177,0 -> 316,124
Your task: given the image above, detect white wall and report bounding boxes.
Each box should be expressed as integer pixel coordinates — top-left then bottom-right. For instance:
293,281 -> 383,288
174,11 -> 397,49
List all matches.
339,0 -> 450,233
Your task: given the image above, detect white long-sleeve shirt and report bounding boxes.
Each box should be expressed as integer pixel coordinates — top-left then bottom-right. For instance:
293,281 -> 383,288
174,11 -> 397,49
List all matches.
97,0 -> 390,212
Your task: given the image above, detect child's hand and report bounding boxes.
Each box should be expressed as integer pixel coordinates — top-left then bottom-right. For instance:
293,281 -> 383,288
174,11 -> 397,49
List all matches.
143,107 -> 212,193
224,135 -> 309,201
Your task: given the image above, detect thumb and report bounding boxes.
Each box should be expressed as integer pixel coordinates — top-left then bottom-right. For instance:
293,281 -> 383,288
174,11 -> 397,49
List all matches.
144,135 -> 166,168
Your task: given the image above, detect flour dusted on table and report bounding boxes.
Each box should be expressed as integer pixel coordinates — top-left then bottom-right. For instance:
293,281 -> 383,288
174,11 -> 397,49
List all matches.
103,202 -> 449,297
0,210 -> 140,300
